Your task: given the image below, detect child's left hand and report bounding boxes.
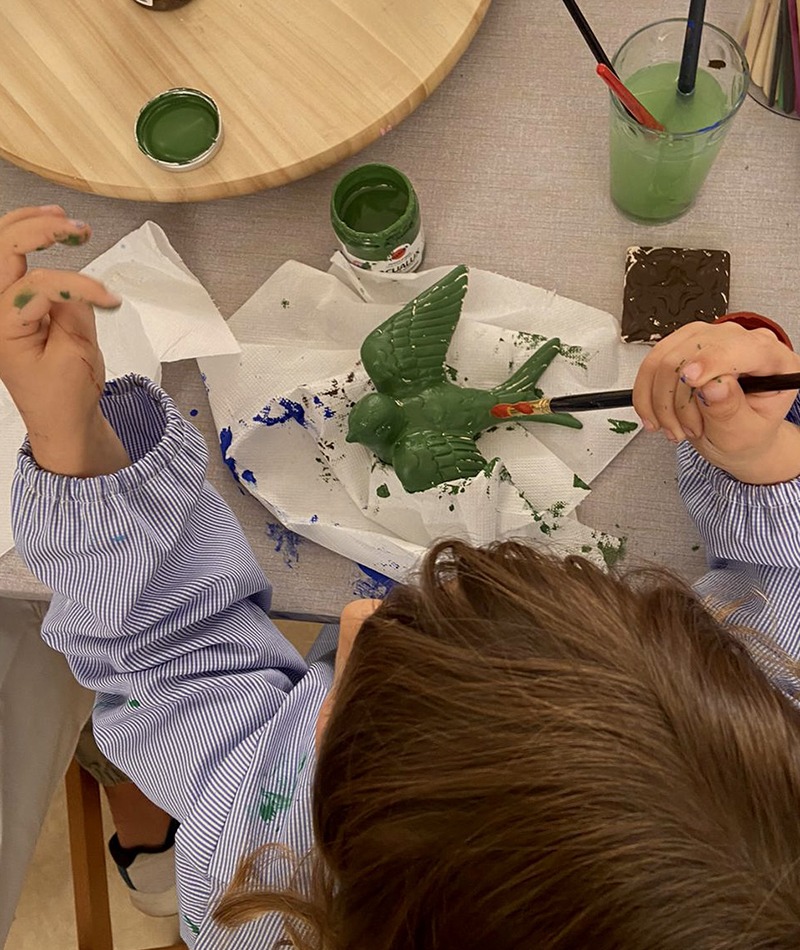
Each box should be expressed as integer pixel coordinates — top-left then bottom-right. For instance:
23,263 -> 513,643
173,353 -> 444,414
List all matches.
0,206 -> 126,475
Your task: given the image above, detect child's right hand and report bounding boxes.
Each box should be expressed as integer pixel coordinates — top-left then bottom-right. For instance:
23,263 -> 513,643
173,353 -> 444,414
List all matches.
633,319 -> 800,485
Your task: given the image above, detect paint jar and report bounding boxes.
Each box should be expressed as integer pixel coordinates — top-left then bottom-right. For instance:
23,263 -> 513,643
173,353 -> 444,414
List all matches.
131,0 -> 194,9
135,88 -> 222,171
331,163 -> 424,273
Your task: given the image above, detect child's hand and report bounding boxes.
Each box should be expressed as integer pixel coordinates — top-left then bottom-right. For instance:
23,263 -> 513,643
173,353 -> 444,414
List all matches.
633,320 -> 800,485
0,206 -> 126,475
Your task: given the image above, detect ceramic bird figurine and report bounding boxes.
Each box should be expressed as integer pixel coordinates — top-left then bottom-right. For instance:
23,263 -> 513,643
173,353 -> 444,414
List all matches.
346,265 -> 582,493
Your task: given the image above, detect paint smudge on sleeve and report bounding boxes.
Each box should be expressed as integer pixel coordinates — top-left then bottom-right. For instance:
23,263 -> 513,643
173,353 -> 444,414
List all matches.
253,398 -> 306,427
354,564 -> 395,598
241,469 -> 257,485
376,484 -> 390,498
310,514 -> 318,523
572,474 -> 591,490
189,408 -> 199,417
266,523 -> 302,568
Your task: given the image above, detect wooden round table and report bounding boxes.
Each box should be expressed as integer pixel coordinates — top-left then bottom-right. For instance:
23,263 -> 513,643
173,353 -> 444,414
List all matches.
0,0 -> 490,202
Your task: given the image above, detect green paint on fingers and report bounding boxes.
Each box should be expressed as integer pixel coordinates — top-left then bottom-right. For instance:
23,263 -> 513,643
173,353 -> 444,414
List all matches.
55,233 -> 84,246
60,291 -> 71,300
13,292 -> 34,309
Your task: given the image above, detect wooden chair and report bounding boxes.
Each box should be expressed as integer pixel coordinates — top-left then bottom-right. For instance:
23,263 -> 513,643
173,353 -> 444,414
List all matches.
65,758 -> 184,950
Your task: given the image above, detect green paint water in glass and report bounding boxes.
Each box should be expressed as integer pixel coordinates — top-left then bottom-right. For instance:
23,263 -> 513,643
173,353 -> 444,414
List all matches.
610,62 -> 728,223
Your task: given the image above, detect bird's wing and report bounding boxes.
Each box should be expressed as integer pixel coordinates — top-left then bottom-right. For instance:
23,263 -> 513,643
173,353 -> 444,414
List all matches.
392,428 -> 486,494
361,265 -> 469,398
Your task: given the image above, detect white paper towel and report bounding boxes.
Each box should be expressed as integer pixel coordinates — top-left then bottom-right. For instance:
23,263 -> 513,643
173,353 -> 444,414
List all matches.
0,222 -> 240,557
199,254 -> 645,580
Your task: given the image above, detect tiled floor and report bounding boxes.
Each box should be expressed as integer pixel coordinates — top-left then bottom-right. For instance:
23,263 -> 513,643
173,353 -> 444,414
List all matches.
5,620 -> 322,950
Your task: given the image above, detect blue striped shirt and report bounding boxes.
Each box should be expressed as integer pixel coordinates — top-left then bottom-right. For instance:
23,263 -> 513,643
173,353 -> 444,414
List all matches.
11,376 -> 800,947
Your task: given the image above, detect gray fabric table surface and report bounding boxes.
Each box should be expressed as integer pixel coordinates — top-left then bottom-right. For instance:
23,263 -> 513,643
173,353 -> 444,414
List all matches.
1,0 -> 797,620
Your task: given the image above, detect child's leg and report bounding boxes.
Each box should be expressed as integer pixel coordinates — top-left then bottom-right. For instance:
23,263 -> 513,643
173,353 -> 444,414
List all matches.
75,701 -> 178,917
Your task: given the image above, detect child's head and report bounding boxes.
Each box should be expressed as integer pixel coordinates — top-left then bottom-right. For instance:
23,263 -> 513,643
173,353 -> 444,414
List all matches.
221,541 -> 800,949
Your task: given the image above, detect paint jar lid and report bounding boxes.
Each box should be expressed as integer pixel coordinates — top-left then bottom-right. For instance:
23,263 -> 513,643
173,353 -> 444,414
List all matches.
135,87 -> 223,171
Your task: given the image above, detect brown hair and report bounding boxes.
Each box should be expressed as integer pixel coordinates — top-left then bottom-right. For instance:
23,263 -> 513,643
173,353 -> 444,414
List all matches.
216,540 -> 800,948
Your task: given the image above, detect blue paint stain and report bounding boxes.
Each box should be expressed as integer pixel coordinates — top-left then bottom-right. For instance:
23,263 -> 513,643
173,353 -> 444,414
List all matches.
353,564 -> 395,599
220,427 -> 239,482
189,408 -> 199,417
111,533 -> 127,543
241,469 -> 257,485
312,395 -> 335,419
253,398 -> 306,427
266,523 -> 303,568
310,514 -> 318,523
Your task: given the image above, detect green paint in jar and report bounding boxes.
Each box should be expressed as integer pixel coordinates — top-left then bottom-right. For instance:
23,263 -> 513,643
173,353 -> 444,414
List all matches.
135,88 -> 222,171
331,163 -> 424,273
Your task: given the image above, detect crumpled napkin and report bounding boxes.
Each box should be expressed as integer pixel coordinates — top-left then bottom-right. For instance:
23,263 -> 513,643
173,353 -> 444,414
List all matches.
0,222 -> 240,558
198,253 -> 644,580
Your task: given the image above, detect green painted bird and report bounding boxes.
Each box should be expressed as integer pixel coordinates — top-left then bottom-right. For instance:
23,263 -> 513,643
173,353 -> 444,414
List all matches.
345,264 -> 582,493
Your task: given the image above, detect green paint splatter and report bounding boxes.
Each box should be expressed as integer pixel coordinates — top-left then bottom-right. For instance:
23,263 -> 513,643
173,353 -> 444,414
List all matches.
581,544 -> 593,554
444,363 -> 458,381
548,500 -> 566,518
573,474 -> 591,490
60,290 -> 71,300
691,544 -> 700,552
13,292 -> 33,309
608,419 -> 639,435
596,534 -> 628,568
514,331 -> 590,370
281,298 -> 290,309
448,503 -> 455,512
558,343 -> 590,369
376,483 -> 390,498
258,788 -> 292,822
128,698 -> 141,709
57,233 -> 82,246
183,915 -> 200,936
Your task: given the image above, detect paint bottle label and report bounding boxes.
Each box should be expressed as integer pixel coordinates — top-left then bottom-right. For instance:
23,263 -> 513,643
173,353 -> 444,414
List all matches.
339,225 -> 425,274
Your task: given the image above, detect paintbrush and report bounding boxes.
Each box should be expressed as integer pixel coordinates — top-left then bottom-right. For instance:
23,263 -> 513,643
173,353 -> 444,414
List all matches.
490,372 -> 800,417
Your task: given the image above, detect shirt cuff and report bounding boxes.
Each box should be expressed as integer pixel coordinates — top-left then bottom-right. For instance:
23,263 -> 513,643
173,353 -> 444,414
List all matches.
15,374 -> 206,502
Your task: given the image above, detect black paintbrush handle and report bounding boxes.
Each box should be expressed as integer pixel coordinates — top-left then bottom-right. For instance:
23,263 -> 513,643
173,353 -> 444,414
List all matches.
549,372 -> 800,414
560,0 -> 617,73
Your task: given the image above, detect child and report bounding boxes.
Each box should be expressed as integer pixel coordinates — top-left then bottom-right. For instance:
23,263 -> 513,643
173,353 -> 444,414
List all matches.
3,205 -> 800,949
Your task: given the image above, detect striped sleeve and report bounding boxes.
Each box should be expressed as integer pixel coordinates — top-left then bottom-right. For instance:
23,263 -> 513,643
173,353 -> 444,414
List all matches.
678,395 -> 800,673
11,375 -> 310,830
678,394 -> 800,571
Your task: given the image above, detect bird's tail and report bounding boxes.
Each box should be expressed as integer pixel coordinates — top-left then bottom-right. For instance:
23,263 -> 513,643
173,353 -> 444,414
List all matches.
491,337 -> 561,399
491,338 -> 582,429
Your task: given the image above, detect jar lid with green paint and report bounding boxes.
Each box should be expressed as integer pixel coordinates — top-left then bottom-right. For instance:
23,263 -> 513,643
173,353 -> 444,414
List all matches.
331,163 -> 424,273
135,87 -> 223,171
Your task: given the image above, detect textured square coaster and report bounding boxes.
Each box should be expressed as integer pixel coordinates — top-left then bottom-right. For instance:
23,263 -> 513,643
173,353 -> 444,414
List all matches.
621,246 -> 730,344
